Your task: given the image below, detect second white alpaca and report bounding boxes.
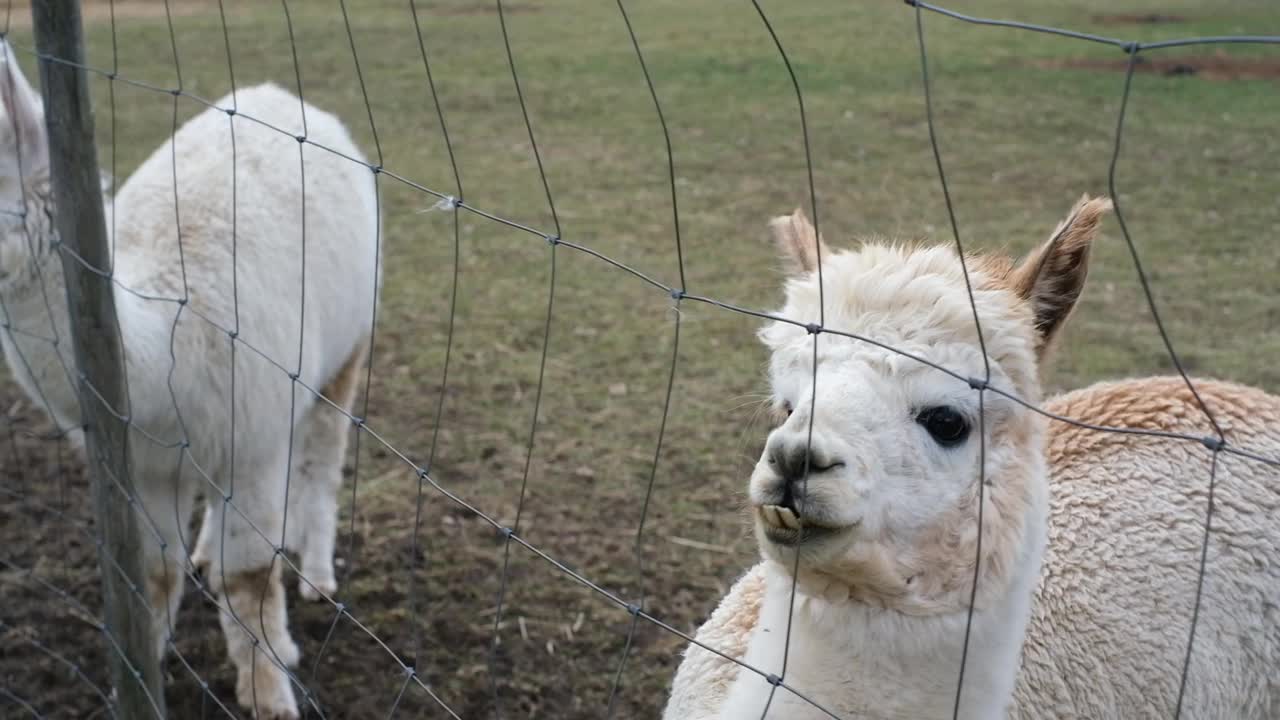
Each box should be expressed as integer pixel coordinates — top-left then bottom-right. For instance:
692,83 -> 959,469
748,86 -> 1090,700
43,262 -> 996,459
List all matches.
0,44 -> 379,720
664,198 -> 1280,718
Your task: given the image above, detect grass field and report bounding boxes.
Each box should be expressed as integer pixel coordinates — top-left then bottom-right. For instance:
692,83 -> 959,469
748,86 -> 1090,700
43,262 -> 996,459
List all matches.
2,0 -> 1278,717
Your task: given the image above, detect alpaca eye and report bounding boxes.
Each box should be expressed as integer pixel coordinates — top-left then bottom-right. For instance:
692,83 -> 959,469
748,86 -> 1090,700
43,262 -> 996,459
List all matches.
783,401 -> 793,417
916,406 -> 969,447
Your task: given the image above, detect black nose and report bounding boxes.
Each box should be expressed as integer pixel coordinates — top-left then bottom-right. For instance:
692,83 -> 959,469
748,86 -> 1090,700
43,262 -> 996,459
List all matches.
767,441 -> 841,486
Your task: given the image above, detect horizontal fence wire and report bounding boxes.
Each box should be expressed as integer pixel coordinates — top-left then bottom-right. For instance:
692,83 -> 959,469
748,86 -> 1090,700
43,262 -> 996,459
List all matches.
0,1 -> 1276,718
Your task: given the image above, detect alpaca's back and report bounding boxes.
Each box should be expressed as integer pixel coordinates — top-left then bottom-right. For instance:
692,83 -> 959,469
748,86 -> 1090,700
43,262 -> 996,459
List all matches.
109,83 -> 379,467
1017,377 -> 1280,719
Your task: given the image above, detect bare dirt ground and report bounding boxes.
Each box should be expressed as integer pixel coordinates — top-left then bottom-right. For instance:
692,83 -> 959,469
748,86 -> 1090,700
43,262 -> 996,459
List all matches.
1034,51 -> 1280,82
0,376 -> 726,719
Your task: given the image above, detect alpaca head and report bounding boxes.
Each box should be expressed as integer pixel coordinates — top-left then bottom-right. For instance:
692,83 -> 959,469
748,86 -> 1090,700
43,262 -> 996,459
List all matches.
750,196 -> 1111,613
0,39 -> 52,288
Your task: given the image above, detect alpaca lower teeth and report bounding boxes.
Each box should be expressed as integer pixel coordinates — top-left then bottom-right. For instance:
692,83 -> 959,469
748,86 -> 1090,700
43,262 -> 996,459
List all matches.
777,506 -> 802,529
761,505 -> 781,528
762,504 -> 803,530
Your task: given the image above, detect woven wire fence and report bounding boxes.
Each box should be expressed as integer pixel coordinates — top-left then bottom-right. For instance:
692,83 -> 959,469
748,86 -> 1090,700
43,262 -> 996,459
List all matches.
1,0 -> 1278,718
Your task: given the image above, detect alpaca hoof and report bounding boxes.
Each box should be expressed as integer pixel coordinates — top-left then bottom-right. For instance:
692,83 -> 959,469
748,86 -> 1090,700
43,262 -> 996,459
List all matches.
236,667 -> 299,720
299,575 -> 336,603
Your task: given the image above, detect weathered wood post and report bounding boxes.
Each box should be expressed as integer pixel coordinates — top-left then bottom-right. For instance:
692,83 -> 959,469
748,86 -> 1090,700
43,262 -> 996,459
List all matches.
30,1 -> 166,716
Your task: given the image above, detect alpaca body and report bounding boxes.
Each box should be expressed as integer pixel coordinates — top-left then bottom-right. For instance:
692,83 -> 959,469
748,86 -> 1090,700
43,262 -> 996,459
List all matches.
0,54 -> 378,720
668,379 -> 1280,720
663,199 -> 1279,719
1013,378 -> 1280,719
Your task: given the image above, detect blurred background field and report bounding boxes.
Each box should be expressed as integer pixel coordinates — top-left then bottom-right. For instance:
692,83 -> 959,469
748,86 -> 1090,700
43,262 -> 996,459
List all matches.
1,1 -> 1277,717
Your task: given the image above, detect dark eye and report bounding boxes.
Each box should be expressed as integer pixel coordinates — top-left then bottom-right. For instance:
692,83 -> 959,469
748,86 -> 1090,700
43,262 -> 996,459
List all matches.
916,406 -> 970,447
783,401 -> 793,417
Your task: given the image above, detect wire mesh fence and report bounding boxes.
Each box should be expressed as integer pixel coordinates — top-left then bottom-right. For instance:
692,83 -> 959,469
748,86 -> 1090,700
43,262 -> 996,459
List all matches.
1,0 -> 1278,718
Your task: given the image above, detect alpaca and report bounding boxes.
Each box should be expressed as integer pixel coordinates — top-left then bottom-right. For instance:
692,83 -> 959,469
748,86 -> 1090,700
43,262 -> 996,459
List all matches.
0,43 -> 379,720
190,334 -> 366,605
663,198 -> 1280,719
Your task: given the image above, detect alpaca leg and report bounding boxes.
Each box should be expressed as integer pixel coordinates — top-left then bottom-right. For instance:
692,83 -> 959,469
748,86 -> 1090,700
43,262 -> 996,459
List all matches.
133,469 -> 198,661
212,561 -> 300,720
204,486 -> 301,671
288,416 -> 342,602
190,502 -> 215,573
291,339 -> 365,602
204,461 -> 301,719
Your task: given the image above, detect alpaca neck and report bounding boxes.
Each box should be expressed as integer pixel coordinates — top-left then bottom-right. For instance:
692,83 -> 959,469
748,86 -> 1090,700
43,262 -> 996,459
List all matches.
723,533 -> 1044,720
0,177 -> 94,432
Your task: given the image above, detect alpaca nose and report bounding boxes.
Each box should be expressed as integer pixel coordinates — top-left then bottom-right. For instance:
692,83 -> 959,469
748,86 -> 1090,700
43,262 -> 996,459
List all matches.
766,435 -> 843,487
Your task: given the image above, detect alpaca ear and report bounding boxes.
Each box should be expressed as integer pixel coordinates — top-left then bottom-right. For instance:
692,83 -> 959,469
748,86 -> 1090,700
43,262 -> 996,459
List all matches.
1011,194 -> 1112,353
768,207 -> 829,275
0,40 -> 48,184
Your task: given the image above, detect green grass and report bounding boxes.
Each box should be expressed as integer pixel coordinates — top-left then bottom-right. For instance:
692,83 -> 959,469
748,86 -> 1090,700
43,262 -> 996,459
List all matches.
2,0 -> 1278,717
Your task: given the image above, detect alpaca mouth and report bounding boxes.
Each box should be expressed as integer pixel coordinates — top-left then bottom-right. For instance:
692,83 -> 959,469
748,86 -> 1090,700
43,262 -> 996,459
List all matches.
760,503 -> 803,530
756,504 -> 847,547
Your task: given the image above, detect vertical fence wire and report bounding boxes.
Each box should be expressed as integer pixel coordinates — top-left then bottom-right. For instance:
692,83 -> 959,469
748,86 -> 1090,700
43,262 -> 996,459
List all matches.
908,5 -> 995,715
404,0 -> 463,679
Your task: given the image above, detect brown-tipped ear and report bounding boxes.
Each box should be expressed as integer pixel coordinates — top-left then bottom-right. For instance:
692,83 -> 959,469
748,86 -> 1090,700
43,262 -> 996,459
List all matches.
1012,194 -> 1112,353
768,207 -> 828,275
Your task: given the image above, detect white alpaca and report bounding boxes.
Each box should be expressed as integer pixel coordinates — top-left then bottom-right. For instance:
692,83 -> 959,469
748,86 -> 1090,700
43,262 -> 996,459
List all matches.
0,43 -> 379,720
664,198 -> 1280,719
